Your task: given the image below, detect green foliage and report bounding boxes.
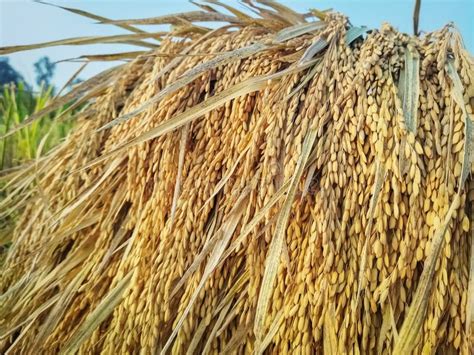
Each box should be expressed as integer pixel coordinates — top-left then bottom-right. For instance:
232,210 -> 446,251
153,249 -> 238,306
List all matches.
34,56 -> 56,89
0,82 -> 72,170
0,82 -> 72,244
0,57 -> 27,87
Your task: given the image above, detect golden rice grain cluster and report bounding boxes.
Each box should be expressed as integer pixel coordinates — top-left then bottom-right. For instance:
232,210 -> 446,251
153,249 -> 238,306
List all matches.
0,1 -> 473,354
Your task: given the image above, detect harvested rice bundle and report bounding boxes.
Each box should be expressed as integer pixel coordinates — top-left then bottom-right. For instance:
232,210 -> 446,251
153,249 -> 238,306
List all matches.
0,1 -> 473,354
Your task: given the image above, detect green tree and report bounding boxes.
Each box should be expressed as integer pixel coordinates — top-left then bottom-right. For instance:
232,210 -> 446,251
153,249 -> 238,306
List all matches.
34,56 -> 56,88
0,57 -> 25,86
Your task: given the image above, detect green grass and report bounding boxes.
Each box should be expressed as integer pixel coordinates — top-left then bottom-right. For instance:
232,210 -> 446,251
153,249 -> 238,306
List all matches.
0,82 -> 73,251
0,82 -> 73,170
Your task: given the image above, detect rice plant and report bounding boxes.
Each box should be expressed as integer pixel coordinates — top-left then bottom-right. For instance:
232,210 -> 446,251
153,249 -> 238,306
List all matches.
0,83 -> 72,170
0,82 -> 73,266
0,1 -> 472,354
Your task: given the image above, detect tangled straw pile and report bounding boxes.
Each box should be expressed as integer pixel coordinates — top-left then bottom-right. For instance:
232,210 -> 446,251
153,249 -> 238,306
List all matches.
0,1 -> 473,354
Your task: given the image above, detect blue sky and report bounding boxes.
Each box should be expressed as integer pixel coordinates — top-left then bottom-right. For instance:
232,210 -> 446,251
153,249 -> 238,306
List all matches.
1,0 -> 473,89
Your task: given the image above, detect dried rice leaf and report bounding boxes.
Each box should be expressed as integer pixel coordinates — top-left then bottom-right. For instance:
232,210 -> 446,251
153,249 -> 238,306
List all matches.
202,301 -> 233,354
100,21 -> 324,132
0,293 -> 59,342
390,299 -> 399,342
0,32 -> 163,55
90,61 -> 318,170
214,271 -> 249,316
323,304 -> 338,355
254,127 -> 318,342
216,299 -> 242,338
108,77 -> 266,149
378,304 -> 392,354
219,180 -> 290,266
190,1 -> 218,13
222,326 -> 247,354
204,0 -> 253,21
393,195 -> 461,355
170,124 -> 190,226
274,21 -> 325,43
299,37 -> 328,64
102,11 -> 239,26
34,0 -> 146,34
55,62 -> 88,98
355,161 -> 386,313
286,61 -> 320,100
256,0 -> 306,24
98,42 -> 269,131
61,51 -> 146,63
199,140 -> 251,213
296,30 -> 360,76
366,161 -> 387,234
187,270 -> 245,354
185,318 -> 208,355
52,157 -> 123,224
162,190 -> 249,354
257,309 -> 284,354
61,270 -> 134,354
31,264 -> 92,350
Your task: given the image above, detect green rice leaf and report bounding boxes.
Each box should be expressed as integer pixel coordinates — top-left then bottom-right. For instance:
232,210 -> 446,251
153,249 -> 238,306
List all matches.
345,26 -> 368,45
400,46 -> 420,134
447,59 -> 474,190
0,65 -> 121,139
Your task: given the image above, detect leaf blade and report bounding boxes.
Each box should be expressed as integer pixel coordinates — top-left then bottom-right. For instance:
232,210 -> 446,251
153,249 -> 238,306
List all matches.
254,126 -> 318,343
61,270 -> 134,354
